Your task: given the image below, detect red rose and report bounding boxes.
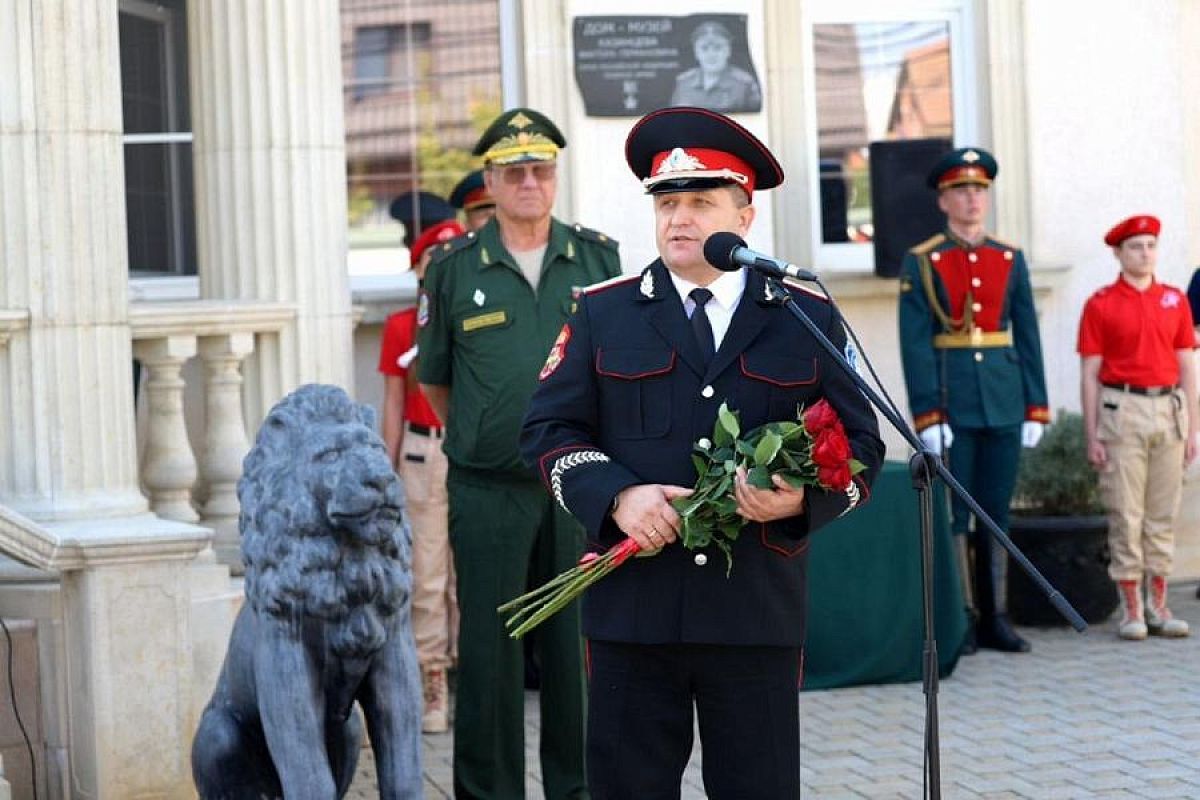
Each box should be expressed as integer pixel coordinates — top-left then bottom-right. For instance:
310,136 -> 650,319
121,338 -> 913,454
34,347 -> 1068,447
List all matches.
803,399 -> 840,436
811,427 -> 852,467
817,463 -> 852,490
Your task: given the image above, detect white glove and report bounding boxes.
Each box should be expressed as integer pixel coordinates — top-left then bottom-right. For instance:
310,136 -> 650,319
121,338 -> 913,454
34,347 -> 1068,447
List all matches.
1021,421 -> 1045,449
919,423 -> 954,452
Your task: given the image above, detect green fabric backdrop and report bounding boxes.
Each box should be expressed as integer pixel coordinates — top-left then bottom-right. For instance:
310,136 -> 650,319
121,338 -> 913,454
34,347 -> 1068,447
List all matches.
802,460 -> 967,690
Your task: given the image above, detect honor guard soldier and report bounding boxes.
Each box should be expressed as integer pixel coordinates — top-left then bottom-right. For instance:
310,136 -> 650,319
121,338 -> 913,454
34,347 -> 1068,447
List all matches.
416,107 -> 620,800
449,168 -> 497,232
898,147 -> 1050,654
379,191 -> 463,734
521,106 -> 883,799
1079,215 -> 1196,640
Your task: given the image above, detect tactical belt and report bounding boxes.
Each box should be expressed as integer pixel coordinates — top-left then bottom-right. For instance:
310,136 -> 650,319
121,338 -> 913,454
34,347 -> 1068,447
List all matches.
932,330 -> 1012,349
1100,382 -> 1177,397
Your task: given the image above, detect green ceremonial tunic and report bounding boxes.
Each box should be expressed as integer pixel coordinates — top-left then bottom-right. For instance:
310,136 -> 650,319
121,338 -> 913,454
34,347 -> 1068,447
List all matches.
417,216 -> 621,478
415,215 -> 619,800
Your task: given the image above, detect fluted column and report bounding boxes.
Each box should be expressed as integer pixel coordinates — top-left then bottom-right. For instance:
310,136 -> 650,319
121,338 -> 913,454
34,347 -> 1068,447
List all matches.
0,4 -> 215,798
0,0 -> 145,520
188,0 -> 353,426
133,336 -> 201,523
198,332 -> 254,570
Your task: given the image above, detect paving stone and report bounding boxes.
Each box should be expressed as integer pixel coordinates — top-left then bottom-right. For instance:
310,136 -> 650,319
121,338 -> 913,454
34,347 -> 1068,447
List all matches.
347,581 -> 1200,798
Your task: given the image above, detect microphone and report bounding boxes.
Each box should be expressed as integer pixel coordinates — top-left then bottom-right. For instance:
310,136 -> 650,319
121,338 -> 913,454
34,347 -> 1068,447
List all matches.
703,232 -> 819,282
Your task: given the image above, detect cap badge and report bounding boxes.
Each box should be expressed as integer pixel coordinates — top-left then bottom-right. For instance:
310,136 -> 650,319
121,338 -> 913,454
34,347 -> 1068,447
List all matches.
656,147 -> 706,175
508,111 -> 533,130
473,289 -> 486,306
639,270 -> 655,298
962,150 -> 980,163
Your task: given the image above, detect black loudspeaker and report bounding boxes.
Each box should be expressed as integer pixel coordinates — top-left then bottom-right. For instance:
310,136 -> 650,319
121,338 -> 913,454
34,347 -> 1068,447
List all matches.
869,138 -> 951,278
818,159 -> 849,243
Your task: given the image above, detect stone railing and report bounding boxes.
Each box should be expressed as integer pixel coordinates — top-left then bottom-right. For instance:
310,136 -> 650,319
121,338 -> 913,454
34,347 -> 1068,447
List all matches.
130,300 -> 295,570
0,310 -> 29,347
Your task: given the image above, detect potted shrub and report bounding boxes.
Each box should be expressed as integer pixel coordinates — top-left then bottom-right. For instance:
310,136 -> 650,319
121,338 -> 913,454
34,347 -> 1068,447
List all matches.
1007,409 -> 1117,625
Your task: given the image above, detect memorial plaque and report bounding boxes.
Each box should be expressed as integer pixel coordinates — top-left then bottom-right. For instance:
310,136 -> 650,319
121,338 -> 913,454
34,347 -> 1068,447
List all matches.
573,14 -> 762,117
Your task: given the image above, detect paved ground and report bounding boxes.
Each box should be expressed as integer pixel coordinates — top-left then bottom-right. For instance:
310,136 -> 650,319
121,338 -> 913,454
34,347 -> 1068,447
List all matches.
349,581 -> 1200,798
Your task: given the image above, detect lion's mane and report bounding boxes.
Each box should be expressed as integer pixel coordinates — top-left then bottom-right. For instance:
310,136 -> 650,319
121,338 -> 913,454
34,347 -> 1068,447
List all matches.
237,384 -> 410,658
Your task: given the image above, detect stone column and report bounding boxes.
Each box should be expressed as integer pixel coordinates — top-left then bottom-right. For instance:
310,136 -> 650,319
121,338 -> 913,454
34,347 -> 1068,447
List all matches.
0,4 -> 219,797
198,332 -> 255,570
0,0 -> 145,521
188,0 -> 354,426
133,336 -> 201,523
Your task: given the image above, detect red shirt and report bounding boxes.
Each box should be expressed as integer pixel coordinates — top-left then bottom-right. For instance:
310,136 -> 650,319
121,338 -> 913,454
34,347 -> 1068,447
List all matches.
1077,276 -> 1196,386
378,309 -> 442,427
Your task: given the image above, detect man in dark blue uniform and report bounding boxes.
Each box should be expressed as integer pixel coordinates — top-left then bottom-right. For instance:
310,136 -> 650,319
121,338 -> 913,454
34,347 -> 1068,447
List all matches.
521,106 -> 884,799
897,147 -> 1050,653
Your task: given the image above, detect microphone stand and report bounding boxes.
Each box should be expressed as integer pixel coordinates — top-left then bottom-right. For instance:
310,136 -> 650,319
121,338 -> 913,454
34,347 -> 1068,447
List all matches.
759,276 -> 1086,800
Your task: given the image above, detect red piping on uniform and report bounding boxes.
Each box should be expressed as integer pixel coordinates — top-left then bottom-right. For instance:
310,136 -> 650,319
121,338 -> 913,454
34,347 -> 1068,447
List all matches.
738,355 -> 818,387
595,348 -> 677,380
758,523 -> 811,557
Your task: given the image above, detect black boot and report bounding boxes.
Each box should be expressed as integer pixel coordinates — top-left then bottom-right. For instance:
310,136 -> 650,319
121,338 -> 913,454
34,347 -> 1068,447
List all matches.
974,535 -> 1030,653
956,536 -> 978,655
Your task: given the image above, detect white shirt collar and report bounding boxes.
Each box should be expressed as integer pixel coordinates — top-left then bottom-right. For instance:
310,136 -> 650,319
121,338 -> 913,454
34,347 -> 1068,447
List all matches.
667,267 -> 746,313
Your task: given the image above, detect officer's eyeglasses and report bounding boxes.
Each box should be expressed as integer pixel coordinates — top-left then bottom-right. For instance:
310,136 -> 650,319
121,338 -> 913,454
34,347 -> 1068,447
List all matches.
494,163 -> 557,185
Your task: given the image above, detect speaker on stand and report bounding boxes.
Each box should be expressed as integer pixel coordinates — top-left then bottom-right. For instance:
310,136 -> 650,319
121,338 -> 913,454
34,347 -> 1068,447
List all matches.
868,138 -> 952,278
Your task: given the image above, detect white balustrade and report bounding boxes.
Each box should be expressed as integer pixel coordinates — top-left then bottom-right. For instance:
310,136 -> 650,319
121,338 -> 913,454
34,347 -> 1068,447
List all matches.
198,333 -> 255,571
133,336 -> 200,523
130,301 -> 295,567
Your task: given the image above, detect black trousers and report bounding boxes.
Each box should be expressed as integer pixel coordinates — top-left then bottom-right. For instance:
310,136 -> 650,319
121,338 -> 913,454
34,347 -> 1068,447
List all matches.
586,640 -> 801,800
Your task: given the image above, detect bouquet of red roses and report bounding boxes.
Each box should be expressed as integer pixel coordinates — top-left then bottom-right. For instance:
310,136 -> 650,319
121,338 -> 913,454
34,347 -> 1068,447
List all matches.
498,399 -> 864,637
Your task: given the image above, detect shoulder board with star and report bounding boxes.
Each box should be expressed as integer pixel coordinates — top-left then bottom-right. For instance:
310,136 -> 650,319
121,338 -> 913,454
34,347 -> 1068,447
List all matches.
781,278 -> 831,303
569,223 -> 619,252
427,230 -> 479,264
984,234 -> 1021,252
909,233 -> 946,255
580,272 -> 639,295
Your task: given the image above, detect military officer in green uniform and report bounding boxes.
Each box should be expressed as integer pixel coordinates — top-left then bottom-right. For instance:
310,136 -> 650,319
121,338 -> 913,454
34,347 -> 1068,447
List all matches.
898,147 -> 1050,654
417,107 -> 621,800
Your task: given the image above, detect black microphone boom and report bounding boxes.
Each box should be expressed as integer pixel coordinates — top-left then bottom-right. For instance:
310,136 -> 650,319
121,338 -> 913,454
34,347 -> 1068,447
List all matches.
703,232 -> 819,282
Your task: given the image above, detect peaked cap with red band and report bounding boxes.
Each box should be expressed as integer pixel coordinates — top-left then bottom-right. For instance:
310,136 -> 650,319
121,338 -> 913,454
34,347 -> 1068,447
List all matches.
410,219 -> 464,266
1103,214 -> 1160,247
926,146 -> 998,190
449,169 -> 494,211
625,106 -> 784,196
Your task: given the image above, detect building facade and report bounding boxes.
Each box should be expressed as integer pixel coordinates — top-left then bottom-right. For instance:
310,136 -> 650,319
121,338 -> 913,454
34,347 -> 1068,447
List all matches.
0,0 -> 1198,796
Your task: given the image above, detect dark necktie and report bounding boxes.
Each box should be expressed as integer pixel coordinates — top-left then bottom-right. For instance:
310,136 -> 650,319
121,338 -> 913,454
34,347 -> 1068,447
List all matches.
689,287 -> 716,366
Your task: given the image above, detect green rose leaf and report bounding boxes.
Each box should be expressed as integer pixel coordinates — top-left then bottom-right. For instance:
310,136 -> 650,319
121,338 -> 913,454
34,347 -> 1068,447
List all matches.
754,432 -> 782,466
746,465 -> 773,489
718,403 -> 740,439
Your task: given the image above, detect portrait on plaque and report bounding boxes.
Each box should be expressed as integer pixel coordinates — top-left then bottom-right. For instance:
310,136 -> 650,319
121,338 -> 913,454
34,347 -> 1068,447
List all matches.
573,14 -> 762,117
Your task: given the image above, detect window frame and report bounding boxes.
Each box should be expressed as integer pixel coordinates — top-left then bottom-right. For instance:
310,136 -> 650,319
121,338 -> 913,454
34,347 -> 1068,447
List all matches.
120,0 -> 196,279
801,0 -> 979,272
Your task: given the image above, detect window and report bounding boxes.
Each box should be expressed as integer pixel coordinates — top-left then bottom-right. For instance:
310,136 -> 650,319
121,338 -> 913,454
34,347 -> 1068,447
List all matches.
119,0 -> 196,276
804,1 -> 977,270
351,23 -> 433,101
340,1 -> 502,275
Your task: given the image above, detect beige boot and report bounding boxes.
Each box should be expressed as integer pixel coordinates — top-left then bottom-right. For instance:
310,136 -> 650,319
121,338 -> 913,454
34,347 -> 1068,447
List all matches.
1116,580 -> 1148,640
422,666 -> 449,733
1145,575 -> 1190,638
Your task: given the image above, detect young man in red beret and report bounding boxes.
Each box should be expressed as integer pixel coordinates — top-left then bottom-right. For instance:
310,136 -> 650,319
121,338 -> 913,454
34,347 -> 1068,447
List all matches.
1078,214 -> 1196,640
378,204 -> 465,733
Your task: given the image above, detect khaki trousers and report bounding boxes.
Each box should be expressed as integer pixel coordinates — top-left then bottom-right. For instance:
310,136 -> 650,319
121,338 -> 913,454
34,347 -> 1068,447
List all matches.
1096,387 -> 1186,580
399,422 -> 459,669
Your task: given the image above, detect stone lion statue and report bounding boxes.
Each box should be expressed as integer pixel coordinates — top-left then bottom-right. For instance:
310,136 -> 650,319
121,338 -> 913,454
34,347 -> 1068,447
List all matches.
192,384 -> 422,799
